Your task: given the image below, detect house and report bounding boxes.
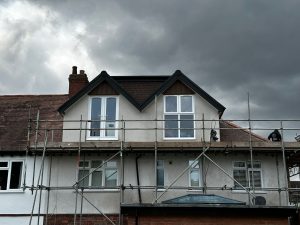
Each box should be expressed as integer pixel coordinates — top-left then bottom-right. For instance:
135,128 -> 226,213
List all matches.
0,66 -> 299,225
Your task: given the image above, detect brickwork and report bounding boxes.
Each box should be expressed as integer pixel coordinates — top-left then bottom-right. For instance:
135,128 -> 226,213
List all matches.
45,214 -> 122,225
128,215 -> 288,225
44,214 -> 290,225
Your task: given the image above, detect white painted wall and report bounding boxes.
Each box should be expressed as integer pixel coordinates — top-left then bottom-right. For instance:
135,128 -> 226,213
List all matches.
41,152 -> 288,215
0,152 -> 289,220
0,216 -> 41,225
62,93 -> 220,142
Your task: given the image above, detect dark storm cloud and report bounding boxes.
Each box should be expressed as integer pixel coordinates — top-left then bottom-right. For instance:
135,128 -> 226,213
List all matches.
1,0 -> 300,127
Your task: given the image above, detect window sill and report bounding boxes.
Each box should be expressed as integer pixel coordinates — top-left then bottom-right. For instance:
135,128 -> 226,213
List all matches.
0,189 -> 24,193
232,190 -> 267,194
74,189 -> 120,193
187,189 -> 203,192
163,137 -> 196,140
86,137 -> 119,141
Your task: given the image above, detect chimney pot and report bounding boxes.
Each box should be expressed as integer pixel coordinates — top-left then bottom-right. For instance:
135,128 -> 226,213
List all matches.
72,66 -> 77,75
79,70 -> 85,75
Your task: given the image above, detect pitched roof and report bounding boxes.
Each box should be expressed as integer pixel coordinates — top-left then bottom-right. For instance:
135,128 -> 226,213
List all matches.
220,120 -> 267,142
0,95 -> 67,151
58,70 -> 226,116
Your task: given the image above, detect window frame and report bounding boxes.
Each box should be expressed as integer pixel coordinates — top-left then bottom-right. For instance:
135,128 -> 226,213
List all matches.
163,95 -> 195,140
156,160 -> 165,188
188,160 -> 201,187
87,96 -> 119,141
0,159 -> 24,192
232,161 -> 263,190
78,160 -> 118,188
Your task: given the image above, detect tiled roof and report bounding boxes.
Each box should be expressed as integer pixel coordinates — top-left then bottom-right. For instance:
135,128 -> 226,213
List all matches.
220,120 -> 267,142
113,76 -> 169,105
0,95 -> 68,151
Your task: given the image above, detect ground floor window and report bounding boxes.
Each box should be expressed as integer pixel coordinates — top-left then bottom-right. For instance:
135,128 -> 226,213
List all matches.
233,161 -> 262,189
78,160 -> 118,188
0,160 -> 23,190
189,160 -> 201,187
156,160 -> 164,188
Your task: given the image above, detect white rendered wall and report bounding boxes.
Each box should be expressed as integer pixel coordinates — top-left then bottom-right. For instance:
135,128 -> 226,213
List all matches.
62,93 -> 220,142
0,156 -> 49,214
38,152 -> 289,215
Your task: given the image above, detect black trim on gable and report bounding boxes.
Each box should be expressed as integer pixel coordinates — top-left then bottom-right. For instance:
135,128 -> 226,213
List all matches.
139,70 -> 226,117
58,70 -> 226,117
58,71 -> 140,114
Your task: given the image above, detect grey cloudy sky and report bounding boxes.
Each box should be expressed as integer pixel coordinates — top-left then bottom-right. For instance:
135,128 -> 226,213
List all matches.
1,0 -> 300,137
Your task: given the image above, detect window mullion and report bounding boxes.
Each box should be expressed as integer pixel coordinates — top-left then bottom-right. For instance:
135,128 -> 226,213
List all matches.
7,161 -> 12,190
100,98 -> 106,138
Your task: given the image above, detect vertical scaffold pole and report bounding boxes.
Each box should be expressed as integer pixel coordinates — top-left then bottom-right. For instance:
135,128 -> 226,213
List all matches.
32,110 -> 40,194
29,127 -> 48,225
45,155 -> 53,225
280,121 -> 289,205
248,93 -> 255,205
119,118 -> 125,225
74,115 -> 83,225
201,114 -> 207,194
154,95 -> 158,203
23,106 -> 31,190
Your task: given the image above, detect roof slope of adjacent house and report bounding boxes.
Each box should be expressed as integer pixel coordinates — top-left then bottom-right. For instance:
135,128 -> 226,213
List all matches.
58,70 -> 226,116
220,120 -> 267,142
0,95 -> 67,151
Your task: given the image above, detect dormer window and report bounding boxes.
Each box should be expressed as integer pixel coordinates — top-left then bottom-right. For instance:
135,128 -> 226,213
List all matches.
88,96 -> 118,140
164,95 -> 195,139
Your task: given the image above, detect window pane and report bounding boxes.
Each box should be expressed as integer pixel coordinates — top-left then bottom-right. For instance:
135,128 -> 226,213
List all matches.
91,160 -> 102,168
90,98 -> 101,136
249,171 -> 262,188
0,162 -> 8,167
157,160 -> 164,168
79,161 -> 89,168
157,168 -> 164,187
106,161 -> 117,168
233,170 -> 247,189
157,160 -> 164,187
0,170 -> 8,190
190,170 -> 200,187
234,162 -> 245,168
105,98 -> 116,137
180,115 -> 194,138
189,160 -> 199,169
165,115 -> 178,138
91,171 -> 103,187
105,169 -> 117,187
9,162 -> 23,189
78,170 -> 89,187
165,96 -> 177,112
181,96 -> 192,112
247,162 -> 261,169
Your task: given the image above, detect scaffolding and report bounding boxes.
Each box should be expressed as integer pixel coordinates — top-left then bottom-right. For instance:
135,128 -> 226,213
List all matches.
22,109 -> 300,225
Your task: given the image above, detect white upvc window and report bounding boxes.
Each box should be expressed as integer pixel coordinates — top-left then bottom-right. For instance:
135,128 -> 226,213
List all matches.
88,96 -> 119,140
0,160 -> 23,191
156,160 -> 164,188
164,95 -> 195,139
233,161 -> 263,189
78,160 -> 118,188
189,160 -> 201,187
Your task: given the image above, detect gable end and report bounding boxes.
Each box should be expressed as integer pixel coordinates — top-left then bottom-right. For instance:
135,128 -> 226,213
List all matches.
88,81 -> 119,95
163,80 -> 195,95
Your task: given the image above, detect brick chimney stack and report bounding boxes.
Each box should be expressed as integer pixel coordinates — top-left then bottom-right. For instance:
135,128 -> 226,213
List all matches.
68,66 -> 89,98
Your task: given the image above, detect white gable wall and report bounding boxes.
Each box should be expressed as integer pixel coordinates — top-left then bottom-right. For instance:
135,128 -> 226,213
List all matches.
62,92 -> 220,142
